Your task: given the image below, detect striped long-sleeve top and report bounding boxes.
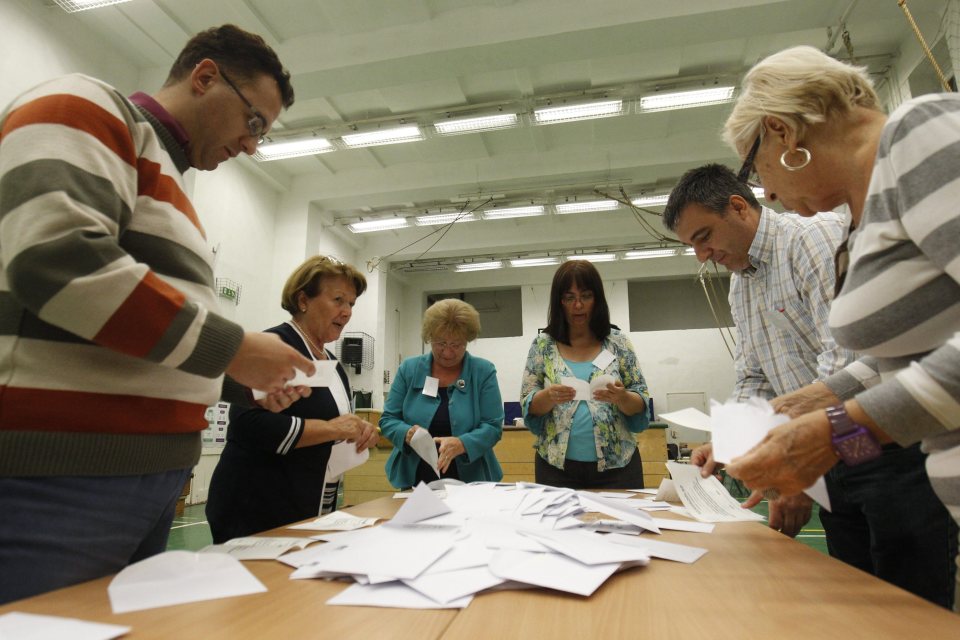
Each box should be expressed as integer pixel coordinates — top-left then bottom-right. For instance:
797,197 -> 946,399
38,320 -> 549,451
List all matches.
0,74 -> 244,476
826,93 -> 960,514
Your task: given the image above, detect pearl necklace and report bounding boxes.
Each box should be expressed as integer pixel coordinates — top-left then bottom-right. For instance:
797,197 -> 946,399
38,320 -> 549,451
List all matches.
291,319 -> 328,360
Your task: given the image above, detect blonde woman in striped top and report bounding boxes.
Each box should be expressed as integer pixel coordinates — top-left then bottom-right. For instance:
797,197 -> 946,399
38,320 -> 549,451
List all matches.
722,45 -> 960,610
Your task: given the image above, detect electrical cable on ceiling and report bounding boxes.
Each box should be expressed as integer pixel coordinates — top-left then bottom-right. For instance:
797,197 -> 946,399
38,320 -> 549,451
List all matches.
592,186 -> 676,242
899,0 -> 954,92
698,261 -> 736,360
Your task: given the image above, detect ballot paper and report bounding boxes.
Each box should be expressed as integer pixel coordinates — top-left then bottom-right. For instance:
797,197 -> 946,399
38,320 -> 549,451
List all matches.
604,533 -> 709,564
288,510 -> 380,531
200,536 -> 315,560
410,428 -> 440,478
325,440 -> 370,481
402,566 -> 504,604
710,399 -> 831,511
252,360 -> 342,399
488,548 -> 621,597
328,582 -> 472,609
666,461 -> 765,523
0,612 -> 130,640
659,407 -> 713,433
108,551 -> 266,613
557,374 -> 619,402
577,491 -> 661,534
388,481 -> 451,525
655,478 -> 680,502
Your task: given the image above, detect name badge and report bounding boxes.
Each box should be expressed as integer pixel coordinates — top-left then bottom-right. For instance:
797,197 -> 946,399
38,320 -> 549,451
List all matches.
422,376 -> 440,397
592,349 -> 616,371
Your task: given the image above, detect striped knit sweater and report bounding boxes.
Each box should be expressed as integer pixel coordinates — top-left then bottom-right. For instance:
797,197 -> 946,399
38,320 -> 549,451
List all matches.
0,74 -> 244,476
826,93 -> 960,515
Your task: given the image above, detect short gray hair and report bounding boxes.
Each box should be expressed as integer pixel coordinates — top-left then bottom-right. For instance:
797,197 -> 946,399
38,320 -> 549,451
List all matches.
723,45 -> 880,157
421,298 -> 481,343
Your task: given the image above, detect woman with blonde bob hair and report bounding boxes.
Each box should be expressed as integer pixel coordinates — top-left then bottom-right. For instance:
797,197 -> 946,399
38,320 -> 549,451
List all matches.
380,298 -> 503,488
720,45 -> 960,609
206,255 -> 379,542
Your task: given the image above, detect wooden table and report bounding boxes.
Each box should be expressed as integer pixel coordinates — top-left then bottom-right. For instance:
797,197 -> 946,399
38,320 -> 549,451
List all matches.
3,496 -> 959,639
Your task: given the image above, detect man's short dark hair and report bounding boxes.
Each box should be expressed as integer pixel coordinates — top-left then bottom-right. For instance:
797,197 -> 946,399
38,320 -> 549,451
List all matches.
662,164 -> 760,231
166,24 -> 294,108
544,260 -> 612,345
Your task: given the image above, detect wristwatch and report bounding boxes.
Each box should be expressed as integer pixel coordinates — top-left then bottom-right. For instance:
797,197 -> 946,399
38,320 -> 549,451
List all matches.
825,404 -> 882,465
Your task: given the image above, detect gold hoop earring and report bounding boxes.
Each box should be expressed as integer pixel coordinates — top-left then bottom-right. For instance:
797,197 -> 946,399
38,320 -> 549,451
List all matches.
780,147 -> 811,171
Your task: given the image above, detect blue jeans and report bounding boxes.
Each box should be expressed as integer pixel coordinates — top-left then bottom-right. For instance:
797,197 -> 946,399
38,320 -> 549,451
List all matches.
821,443 -> 958,609
0,469 -> 190,604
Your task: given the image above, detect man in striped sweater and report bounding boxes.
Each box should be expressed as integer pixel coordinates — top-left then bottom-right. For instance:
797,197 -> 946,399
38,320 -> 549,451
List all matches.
0,25 -> 314,603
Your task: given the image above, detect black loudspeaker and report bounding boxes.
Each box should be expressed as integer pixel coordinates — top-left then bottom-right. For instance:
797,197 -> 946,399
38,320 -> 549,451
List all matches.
342,336 -> 363,373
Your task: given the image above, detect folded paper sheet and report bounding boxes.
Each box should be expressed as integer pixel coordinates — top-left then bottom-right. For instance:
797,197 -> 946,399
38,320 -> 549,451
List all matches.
0,612 -> 130,640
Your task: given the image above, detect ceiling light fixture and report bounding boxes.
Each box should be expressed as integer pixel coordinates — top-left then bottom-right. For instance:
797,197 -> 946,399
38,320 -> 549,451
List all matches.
254,137 -> 334,161
681,247 -> 697,256
639,86 -> 735,112
568,253 -> 616,263
455,261 -> 504,272
347,218 -> 410,233
54,0 -> 132,12
482,205 -> 545,220
624,248 -> 678,260
340,125 -> 424,148
534,99 -> 624,125
555,200 -> 620,215
434,113 -> 519,136
415,212 -> 478,226
631,194 -> 671,207
510,257 -> 561,268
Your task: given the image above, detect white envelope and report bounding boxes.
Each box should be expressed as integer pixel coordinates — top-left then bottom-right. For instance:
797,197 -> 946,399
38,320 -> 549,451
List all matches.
409,428 -> 440,478
325,440 -> 370,481
108,551 -> 266,613
0,612 -> 130,640
253,360 -> 341,399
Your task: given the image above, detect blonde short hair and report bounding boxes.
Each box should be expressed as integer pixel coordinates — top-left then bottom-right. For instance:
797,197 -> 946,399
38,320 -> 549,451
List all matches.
421,298 -> 481,343
723,45 -> 880,156
281,255 -> 367,314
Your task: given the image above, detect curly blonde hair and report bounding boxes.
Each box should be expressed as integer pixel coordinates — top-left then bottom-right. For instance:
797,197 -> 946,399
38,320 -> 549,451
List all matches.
281,255 -> 367,314
421,298 -> 481,343
723,45 -> 880,157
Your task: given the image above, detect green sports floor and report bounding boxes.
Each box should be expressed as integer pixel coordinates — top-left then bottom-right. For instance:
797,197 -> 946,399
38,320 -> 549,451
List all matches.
166,501 -> 829,555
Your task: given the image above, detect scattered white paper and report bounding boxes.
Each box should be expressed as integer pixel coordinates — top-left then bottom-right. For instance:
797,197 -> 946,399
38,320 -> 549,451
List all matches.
488,549 -> 621,597
605,533 -> 708,564
659,407 -> 713,433
402,566 -> 504,604
628,488 -> 659,495
655,478 -> 680,502
577,491 -> 661,534
328,582 -> 472,609
520,529 -> 651,566
595,491 -> 635,499
325,440 -> 370,481
0,612 -> 130,640
252,360 -> 341,399
107,551 -> 266,613
289,510 -> 380,531
650,517 -> 716,533
388,482 -> 452,525
200,536 -> 314,560
666,462 -> 765,523
410,428 -> 440,478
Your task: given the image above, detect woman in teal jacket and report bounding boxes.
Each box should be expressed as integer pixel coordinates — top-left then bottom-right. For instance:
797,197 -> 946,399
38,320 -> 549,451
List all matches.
380,299 -> 504,488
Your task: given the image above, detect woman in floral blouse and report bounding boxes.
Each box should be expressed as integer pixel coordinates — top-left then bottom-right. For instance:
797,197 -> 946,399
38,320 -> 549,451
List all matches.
521,260 -> 650,489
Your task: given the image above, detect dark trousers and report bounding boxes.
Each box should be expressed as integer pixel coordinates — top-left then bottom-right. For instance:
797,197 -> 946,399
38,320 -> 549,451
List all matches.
535,448 -> 644,490
821,443 -> 958,609
0,468 -> 190,604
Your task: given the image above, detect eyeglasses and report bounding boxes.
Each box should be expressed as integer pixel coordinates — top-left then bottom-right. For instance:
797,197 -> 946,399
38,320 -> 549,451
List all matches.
737,129 -> 762,187
432,340 -> 467,351
218,66 -> 268,144
560,291 -> 595,305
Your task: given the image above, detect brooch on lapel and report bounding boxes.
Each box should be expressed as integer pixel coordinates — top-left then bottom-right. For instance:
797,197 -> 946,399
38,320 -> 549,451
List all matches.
456,379 -> 466,390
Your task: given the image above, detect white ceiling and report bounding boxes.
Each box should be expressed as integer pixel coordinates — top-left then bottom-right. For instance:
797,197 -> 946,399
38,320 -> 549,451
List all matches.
69,0 -> 949,270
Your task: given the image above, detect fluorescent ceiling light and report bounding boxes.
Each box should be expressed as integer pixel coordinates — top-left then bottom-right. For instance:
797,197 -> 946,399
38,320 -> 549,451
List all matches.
631,194 -> 670,207
681,247 -> 697,256
639,86 -> 735,112
482,205 -> 545,220
434,113 -> 519,135
510,257 -> 561,268
555,200 -> 620,215
455,261 -> 504,272
340,126 -> 423,148
403,264 -> 449,273
347,218 -> 410,233
54,0 -> 131,11
534,99 -> 624,124
254,137 -> 334,161
624,248 -> 678,260
567,253 -> 616,263
415,212 -> 477,226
